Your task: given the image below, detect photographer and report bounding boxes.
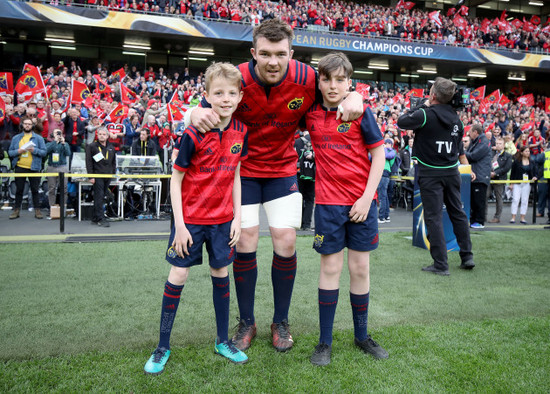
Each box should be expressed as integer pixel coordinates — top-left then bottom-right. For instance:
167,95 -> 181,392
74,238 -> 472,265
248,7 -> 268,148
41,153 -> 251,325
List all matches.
45,129 -> 71,215
397,77 -> 474,276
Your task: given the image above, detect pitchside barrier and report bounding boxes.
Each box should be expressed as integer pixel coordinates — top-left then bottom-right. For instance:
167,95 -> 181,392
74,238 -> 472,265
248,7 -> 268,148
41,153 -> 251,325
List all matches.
0,172 -> 546,235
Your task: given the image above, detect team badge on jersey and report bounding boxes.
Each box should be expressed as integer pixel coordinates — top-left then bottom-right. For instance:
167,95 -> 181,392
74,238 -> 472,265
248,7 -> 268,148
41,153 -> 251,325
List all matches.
230,143 -> 242,154
167,246 -> 177,258
337,123 -> 351,133
313,234 -> 324,248
287,97 -> 304,110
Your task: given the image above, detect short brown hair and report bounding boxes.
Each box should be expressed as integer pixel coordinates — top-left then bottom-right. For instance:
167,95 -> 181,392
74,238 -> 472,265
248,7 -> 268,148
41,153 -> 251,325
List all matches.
252,18 -> 294,50
431,77 -> 456,104
204,62 -> 242,92
317,52 -> 353,79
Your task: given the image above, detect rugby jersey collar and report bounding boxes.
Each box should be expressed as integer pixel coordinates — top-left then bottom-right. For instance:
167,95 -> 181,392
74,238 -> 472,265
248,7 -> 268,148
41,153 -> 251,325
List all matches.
248,59 -> 290,88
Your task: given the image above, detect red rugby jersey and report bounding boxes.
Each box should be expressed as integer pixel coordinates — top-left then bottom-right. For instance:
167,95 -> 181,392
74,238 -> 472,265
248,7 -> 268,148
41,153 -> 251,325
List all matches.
106,123 -> 125,151
234,59 -> 317,178
173,118 -> 248,225
305,104 -> 384,205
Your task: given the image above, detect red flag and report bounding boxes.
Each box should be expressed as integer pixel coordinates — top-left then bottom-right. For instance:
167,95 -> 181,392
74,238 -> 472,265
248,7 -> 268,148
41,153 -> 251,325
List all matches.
110,68 -> 126,82
167,100 -> 187,122
499,94 -> 510,107
0,72 -> 14,95
481,18 -> 491,34
21,63 -> 33,76
459,5 -> 468,16
478,100 -> 490,114
446,8 -> 456,17
511,19 -> 523,29
120,84 -> 138,105
517,93 -> 534,107
105,103 -> 126,123
355,83 -> 370,101
453,14 -> 468,30
402,1 -> 415,10
545,98 -> 550,114
500,9 -> 507,21
530,15 -> 541,26
15,65 -> 46,100
428,10 -> 442,27
94,75 -> 112,95
523,18 -> 536,33
486,89 -> 501,104
409,88 -> 424,98
70,80 -> 92,105
521,121 -> 535,132
0,99 -> 5,123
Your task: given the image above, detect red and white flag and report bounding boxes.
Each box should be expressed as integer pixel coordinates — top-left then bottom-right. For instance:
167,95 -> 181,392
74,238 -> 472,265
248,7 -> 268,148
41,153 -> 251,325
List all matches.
428,11 -> 442,27
105,103 -> 127,123
517,93 -> 534,107
470,86 -> 486,101
355,82 -> 370,101
0,99 -> 5,123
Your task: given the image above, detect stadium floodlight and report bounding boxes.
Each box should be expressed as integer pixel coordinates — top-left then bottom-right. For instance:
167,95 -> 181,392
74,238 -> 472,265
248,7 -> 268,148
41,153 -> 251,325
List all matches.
508,72 -> 525,81
0,41 -> 6,45
122,51 -> 146,56
529,1 -> 543,6
368,59 -> 388,70
189,57 -> 208,62
189,50 -> 214,55
354,70 -> 373,75
45,37 -> 75,44
401,73 -> 420,78
468,68 -> 486,78
452,77 -> 468,82
123,44 -> 151,50
50,45 -> 76,50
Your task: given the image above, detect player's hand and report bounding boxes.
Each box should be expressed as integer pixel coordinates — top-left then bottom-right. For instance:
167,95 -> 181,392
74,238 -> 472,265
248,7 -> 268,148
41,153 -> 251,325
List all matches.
337,91 -> 363,122
228,220 -> 241,247
349,196 -> 371,223
191,107 -> 220,134
471,172 -> 477,181
173,224 -> 193,258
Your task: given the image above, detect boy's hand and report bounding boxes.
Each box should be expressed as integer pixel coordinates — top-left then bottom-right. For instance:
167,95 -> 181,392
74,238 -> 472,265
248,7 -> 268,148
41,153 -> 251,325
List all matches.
336,91 -> 363,121
191,107 -> 220,134
173,224 -> 193,257
228,220 -> 241,247
349,196 -> 372,223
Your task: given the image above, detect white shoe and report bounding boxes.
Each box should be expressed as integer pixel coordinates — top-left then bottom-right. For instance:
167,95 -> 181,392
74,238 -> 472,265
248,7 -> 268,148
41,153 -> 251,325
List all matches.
378,219 -> 386,224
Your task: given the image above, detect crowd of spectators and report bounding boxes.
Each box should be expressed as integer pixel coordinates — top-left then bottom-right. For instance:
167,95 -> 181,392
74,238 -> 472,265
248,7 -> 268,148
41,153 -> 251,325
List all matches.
1,60 -> 549,220
38,0 -> 550,53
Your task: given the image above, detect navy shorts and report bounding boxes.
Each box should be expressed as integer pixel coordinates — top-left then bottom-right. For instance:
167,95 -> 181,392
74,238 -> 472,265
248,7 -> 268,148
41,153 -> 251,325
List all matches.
166,220 -> 235,268
241,175 -> 299,205
313,202 -> 379,255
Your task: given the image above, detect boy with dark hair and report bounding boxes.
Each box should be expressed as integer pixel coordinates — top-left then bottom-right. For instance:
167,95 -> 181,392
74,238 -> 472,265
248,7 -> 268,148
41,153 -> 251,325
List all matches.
144,62 -> 248,375
304,52 -> 388,366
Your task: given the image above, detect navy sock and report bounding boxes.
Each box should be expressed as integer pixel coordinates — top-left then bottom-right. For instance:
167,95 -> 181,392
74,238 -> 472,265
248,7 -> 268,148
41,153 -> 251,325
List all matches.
233,251 -> 257,325
212,275 -> 230,342
158,281 -> 184,349
318,288 -> 339,345
350,292 -> 369,341
272,252 -> 297,323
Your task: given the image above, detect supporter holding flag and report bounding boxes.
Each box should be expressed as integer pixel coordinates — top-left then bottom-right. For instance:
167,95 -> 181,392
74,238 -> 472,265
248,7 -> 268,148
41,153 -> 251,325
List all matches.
110,67 -> 126,82
94,75 -> 112,96
518,94 -> 534,107
104,102 -> 126,124
120,83 -> 138,105
428,10 -> 442,27
70,80 -> 92,105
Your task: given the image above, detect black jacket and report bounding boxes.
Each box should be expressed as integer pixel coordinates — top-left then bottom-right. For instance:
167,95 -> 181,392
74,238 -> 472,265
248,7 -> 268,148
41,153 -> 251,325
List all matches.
466,133 -> 492,185
510,159 -> 536,181
86,141 -> 116,175
491,150 -> 513,180
63,117 -> 87,147
397,103 -> 463,177
131,139 -> 157,156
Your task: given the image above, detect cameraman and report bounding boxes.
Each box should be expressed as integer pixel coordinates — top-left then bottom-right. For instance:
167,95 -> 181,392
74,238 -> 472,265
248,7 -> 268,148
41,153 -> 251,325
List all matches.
397,77 -> 474,276
45,129 -> 71,215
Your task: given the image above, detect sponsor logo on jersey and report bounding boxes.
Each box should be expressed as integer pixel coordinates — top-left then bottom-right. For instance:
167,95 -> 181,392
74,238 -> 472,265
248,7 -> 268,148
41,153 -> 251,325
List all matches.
337,122 -> 351,133
237,102 -> 252,112
451,125 -> 459,137
263,113 -> 276,120
230,143 -> 242,154
289,183 -> 298,192
204,147 -> 214,155
167,246 -> 177,258
314,234 -> 324,248
287,97 -> 304,110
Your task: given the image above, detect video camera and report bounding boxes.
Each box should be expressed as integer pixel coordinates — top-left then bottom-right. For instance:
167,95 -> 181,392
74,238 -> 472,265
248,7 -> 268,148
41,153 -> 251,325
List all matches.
409,82 -> 469,110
